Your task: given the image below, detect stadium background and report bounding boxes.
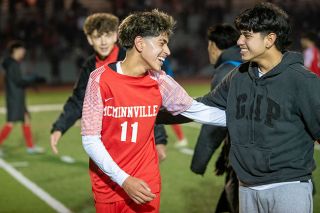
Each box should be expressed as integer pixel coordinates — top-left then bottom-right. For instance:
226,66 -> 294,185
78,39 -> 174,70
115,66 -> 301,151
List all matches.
0,0 -> 320,212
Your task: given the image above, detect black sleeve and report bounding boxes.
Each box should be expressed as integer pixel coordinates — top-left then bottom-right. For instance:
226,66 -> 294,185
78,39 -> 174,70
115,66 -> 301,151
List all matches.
190,124 -> 228,175
51,58 -> 95,134
154,124 -> 168,145
156,109 -> 193,124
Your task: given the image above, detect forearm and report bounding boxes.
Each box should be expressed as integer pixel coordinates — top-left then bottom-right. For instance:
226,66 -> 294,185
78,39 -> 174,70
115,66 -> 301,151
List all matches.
181,100 -> 226,126
156,109 -> 193,124
82,135 -> 129,186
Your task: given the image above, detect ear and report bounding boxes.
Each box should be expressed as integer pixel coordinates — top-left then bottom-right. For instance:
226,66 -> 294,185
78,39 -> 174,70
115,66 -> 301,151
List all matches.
86,35 -> 93,46
134,36 -> 144,52
110,32 -> 118,43
265,33 -> 277,49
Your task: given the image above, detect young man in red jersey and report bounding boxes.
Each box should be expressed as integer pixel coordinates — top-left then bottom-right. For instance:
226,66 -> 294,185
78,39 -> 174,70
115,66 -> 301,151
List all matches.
50,13 -> 168,155
81,9 -> 226,212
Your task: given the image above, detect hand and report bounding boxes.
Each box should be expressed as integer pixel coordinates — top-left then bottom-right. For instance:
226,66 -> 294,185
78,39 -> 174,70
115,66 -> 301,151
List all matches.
156,144 -> 167,162
50,131 -> 62,154
122,176 -> 156,204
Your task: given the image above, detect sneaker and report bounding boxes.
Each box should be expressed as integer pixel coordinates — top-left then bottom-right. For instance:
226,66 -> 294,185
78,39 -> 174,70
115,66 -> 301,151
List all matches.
27,146 -> 45,154
174,138 -> 188,148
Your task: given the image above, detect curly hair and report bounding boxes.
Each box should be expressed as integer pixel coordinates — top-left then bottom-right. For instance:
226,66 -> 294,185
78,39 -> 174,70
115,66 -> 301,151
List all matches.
235,2 -> 291,51
83,13 -> 119,36
118,9 -> 176,49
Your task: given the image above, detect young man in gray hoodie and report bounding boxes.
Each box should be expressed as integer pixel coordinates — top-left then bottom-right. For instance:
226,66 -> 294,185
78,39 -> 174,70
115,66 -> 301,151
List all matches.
199,3 -> 318,213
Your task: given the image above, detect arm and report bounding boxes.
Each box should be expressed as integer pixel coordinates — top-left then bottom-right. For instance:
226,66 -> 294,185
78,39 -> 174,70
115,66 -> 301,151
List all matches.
82,71 -> 155,204
154,72 -> 227,126
298,74 -> 320,140
191,125 -> 228,175
50,58 -> 94,154
9,63 -> 35,87
51,58 -> 94,134
180,100 -> 226,126
154,124 -> 168,162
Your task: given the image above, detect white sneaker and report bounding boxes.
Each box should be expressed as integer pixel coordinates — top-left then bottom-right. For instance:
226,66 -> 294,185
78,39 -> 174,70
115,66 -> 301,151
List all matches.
27,146 -> 45,154
174,138 -> 188,148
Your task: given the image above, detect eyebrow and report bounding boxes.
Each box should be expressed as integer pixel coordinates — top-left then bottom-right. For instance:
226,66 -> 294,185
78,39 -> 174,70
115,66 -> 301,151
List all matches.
159,38 -> 168,44
241,31 -> 252,36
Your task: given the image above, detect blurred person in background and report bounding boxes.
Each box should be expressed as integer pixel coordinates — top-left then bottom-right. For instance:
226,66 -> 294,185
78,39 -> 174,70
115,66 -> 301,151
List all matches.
300,31 -> 320,77
50,13 -> 168,161
0,40 -> 45,156
191,24 -> 241,213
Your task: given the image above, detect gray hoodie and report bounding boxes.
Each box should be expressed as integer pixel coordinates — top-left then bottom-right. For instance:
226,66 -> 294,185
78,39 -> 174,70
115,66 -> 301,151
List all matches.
201,51 -> 320,186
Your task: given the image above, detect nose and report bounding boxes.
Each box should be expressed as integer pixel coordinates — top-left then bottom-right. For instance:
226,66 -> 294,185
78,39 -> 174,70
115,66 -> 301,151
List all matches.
164,44 -> 171,56
101,35 -> 109,45
237,35 -> 245,46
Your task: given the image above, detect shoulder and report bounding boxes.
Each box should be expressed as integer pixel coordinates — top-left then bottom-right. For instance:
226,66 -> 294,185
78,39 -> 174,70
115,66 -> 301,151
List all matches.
289,63 -> 317,79
148,70 -> 167,81
82,54 -> 96,70
89,65 -> 107,83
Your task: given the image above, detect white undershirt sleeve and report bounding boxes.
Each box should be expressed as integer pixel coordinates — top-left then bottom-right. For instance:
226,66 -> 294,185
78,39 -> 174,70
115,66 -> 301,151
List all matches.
82,135 -> 129,186
181,100 -> 226,126
81,69 -> 129,187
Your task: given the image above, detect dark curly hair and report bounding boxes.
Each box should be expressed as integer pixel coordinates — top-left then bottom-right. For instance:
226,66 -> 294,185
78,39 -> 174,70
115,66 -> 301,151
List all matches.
235,2 -> 291,51
118,9 -> 176,49
83,13 -> 119,36
207,24 -> 239,50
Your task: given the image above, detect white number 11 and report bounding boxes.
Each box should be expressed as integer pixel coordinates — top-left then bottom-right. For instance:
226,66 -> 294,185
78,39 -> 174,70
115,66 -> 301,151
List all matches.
120,122 -> 138,143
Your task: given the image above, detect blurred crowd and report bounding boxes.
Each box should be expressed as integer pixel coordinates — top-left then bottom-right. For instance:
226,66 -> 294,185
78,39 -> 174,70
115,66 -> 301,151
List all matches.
0,0 -> 320,84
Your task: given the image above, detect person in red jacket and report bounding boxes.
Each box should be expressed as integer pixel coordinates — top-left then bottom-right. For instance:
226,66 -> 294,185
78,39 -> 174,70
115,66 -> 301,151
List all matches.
50,13 -> 168,157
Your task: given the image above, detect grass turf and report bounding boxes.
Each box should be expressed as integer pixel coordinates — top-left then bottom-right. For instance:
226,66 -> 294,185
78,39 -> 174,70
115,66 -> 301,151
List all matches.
0,83 -> 319,212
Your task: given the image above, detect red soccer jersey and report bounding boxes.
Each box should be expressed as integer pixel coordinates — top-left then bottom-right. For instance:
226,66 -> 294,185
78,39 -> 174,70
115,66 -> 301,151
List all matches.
88,64 -> 162,203
304,46 -> 320,77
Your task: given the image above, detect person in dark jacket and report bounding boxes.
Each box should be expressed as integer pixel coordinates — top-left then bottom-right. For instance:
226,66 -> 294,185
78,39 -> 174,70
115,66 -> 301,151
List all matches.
191,24 -> 241,213
50,13 -> 168,158
0,41 -> 44,155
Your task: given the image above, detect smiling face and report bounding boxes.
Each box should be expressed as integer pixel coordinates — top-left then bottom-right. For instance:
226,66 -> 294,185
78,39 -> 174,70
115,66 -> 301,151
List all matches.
87,30 -> 117,59
140,34 -> 171,71
237,31 -> 269,62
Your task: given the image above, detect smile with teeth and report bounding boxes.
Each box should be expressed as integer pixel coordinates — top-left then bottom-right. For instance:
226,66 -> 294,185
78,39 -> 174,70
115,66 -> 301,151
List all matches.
158,57 -> 165,62
240,49 -> 248,54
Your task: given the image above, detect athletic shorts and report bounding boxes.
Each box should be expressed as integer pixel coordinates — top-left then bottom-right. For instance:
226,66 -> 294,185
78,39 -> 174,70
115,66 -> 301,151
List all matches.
95,193 -> 160,213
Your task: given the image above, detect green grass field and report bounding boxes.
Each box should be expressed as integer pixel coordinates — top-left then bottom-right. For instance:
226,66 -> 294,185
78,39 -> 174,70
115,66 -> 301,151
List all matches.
0,83 -> 320,213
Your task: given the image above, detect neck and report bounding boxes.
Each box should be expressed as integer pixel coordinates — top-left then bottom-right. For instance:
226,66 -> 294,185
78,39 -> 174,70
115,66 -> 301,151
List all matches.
120,50 -> 148,77
257,49 -> 283,73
